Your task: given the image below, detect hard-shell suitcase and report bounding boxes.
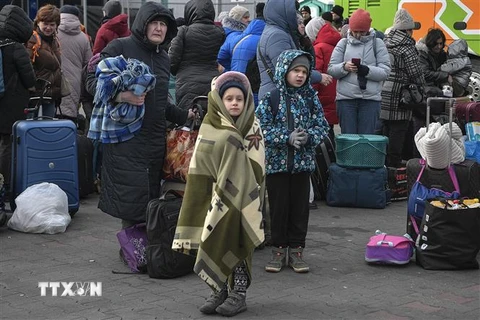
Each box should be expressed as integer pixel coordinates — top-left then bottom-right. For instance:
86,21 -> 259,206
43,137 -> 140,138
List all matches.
10,119 -> 79,214
312,135 -> 335,200
77,134 -> 94,198
456,101 -> 480,134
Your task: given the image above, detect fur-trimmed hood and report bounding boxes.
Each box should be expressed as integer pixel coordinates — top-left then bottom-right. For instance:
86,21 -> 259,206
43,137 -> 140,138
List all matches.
222,16 -> 247,33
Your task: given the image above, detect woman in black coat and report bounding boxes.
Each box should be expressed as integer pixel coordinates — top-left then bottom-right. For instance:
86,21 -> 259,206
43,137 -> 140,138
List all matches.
168,0 -> 225,110
0,5 -> 36,191
95,2 -> 190,226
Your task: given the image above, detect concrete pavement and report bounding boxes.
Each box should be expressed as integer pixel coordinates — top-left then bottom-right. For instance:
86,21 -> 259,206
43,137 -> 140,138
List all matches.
1,194 -> 479,320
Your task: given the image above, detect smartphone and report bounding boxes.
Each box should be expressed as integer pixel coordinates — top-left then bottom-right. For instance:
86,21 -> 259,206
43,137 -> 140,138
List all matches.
352,58 -> 361,67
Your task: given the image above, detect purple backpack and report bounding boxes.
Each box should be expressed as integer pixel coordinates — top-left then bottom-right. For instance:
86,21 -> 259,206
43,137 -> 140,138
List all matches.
116,223 -> 148,273
365,231 -> 414,265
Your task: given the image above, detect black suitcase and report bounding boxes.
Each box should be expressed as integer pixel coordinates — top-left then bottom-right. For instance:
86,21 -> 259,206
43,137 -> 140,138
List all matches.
77,134 -> 94,198
312,135 -> 335,200
145,191 -> 195,279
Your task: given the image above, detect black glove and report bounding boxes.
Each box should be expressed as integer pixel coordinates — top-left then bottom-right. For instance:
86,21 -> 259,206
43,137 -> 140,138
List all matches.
358,75 -> 367,90
357,64 -> 370,76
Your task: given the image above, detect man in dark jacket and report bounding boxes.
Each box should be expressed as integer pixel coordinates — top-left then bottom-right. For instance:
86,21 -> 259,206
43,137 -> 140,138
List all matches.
0,5 -> 36,194
89,2 -> 192,228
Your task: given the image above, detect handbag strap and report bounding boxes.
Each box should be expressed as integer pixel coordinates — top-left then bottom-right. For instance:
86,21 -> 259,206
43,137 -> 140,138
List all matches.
257,45 -> 274,81
416,159 -> 460,194
409,215 -> 420,236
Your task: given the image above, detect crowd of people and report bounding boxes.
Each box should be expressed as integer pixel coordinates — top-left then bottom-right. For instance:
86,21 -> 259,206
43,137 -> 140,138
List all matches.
0,0 -> 473,317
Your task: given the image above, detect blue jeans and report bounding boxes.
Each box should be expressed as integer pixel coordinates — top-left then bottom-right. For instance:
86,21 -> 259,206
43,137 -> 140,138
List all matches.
336,99 -> 381,134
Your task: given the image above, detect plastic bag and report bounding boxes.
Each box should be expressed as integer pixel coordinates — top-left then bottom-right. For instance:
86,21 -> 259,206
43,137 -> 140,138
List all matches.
8,182 -> 71,234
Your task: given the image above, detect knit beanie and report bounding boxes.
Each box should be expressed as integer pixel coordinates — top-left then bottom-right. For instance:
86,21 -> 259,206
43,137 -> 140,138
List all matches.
393,8 -> 415,30
331,5 -> 344,18
321,12 -> 333,23
288,55 -> 310,73
60,5 -> 80,17
300,6 -> 311,14
103,0 -> 122,18
229,5 -> 249,21
219,80 -> 247,99
349,9 -> 372,32
305,17 -> 326,42
256,3 -> 265,18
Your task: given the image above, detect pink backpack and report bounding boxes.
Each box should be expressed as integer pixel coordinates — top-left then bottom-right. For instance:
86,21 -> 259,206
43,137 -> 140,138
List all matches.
365,231 -> 414,265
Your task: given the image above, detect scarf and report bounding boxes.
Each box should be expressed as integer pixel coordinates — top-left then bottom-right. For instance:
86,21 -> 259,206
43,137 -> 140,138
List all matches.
87,55 -> 156,143
173,88 -> 265,292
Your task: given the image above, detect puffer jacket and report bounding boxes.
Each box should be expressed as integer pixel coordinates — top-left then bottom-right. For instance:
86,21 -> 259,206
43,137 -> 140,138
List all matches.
92,14 -> 130,55
440,39 -> 472,90
312,23 -> 341,125
328,30 -> 391,101
417,38 -> 448,88
26,29 -> 62,100
168,0 -> 224,110
230,18 -> 265,74
57,13 -> 92,118
257,0 -> 321,100
0,5 -> 36,134
380,29 -> 426,121
98,2 -> 188,222
256,50 -> 329,175
217,16 -> 247,71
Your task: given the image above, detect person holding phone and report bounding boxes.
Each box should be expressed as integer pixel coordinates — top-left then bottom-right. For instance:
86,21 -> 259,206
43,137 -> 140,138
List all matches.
328,9 -> 391,134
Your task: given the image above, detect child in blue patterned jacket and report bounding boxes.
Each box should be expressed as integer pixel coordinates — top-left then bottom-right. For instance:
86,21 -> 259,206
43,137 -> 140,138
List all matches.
256,49 -> 329,273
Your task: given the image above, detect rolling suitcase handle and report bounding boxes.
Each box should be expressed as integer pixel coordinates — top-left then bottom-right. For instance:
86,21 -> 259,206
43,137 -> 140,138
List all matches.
426,97 -> 455,165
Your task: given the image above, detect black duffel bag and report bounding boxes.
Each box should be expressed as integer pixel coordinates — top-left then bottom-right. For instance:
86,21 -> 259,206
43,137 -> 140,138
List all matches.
416,200 -> 480,270
145,190 -> 195,279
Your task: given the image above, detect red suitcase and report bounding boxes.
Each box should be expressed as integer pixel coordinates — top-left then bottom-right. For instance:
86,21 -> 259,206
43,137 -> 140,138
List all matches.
456,101 -> 480,133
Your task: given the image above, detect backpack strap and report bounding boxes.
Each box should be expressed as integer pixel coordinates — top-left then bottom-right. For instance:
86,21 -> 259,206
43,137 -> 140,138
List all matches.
257,44 -> 274,81
31,30 -> 42,64
269,88 -> 315,118
232,34 -> 252,56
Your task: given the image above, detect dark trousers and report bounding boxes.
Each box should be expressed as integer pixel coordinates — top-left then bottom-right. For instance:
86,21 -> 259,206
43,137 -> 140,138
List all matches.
0,134 -> 11,190
266,172 -> 310,248
382,120 -> 410,167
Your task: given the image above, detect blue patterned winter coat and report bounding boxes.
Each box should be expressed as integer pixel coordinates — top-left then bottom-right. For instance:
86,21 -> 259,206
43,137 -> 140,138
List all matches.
256,50 -> 329,175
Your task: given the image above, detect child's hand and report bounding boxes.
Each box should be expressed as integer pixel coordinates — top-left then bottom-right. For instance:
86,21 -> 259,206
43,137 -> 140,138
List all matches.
288,128 -> 303,149
297,130 -> 309,145
117,91 -> 146,106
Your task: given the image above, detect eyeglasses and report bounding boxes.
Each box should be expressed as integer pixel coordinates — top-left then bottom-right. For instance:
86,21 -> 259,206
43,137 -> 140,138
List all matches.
435,41 -> 444,47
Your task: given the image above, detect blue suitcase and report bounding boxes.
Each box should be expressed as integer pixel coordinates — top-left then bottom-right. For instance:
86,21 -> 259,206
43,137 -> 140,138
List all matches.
10,120 -> 79,214
326,163 -> 390,209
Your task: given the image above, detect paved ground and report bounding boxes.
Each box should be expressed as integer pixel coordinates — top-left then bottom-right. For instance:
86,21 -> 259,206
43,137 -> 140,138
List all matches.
1,194 -> 479,320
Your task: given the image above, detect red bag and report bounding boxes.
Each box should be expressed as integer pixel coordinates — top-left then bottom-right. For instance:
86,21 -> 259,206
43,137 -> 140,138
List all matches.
456,102 -> 480,134
162,127 -> 198,182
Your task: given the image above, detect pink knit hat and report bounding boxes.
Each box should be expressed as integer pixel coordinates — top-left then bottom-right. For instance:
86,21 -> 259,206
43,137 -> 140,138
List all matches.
349,9 -> 372,32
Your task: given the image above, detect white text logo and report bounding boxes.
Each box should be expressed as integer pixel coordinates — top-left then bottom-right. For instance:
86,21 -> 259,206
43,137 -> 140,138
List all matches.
38,282 -> 102,297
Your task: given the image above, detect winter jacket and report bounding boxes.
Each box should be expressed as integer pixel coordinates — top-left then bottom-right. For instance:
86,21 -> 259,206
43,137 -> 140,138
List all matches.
0,5 -> 36,134
328,30 -> 391,101
257,0 -> 321,100
168,0 -> 224,110
217,16 -> 246,71
312,23 -> 341,125
440,39 -> 472,90
256,50 -> 329,175
230,18 -> 265,74
380,29 -> 426,121
26,29 -> 62,101
417,38 -> 448,88
97,2 -> 188,222
92,14 -> 130,55
57,13 -> 92,118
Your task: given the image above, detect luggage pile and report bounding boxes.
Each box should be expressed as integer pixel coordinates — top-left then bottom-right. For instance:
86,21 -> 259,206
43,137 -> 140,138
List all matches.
326,134 -> 390,209
406,97 -> 480,270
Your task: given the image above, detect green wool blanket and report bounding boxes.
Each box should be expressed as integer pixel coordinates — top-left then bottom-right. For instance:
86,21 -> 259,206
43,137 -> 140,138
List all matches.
172,88 -> 265,292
